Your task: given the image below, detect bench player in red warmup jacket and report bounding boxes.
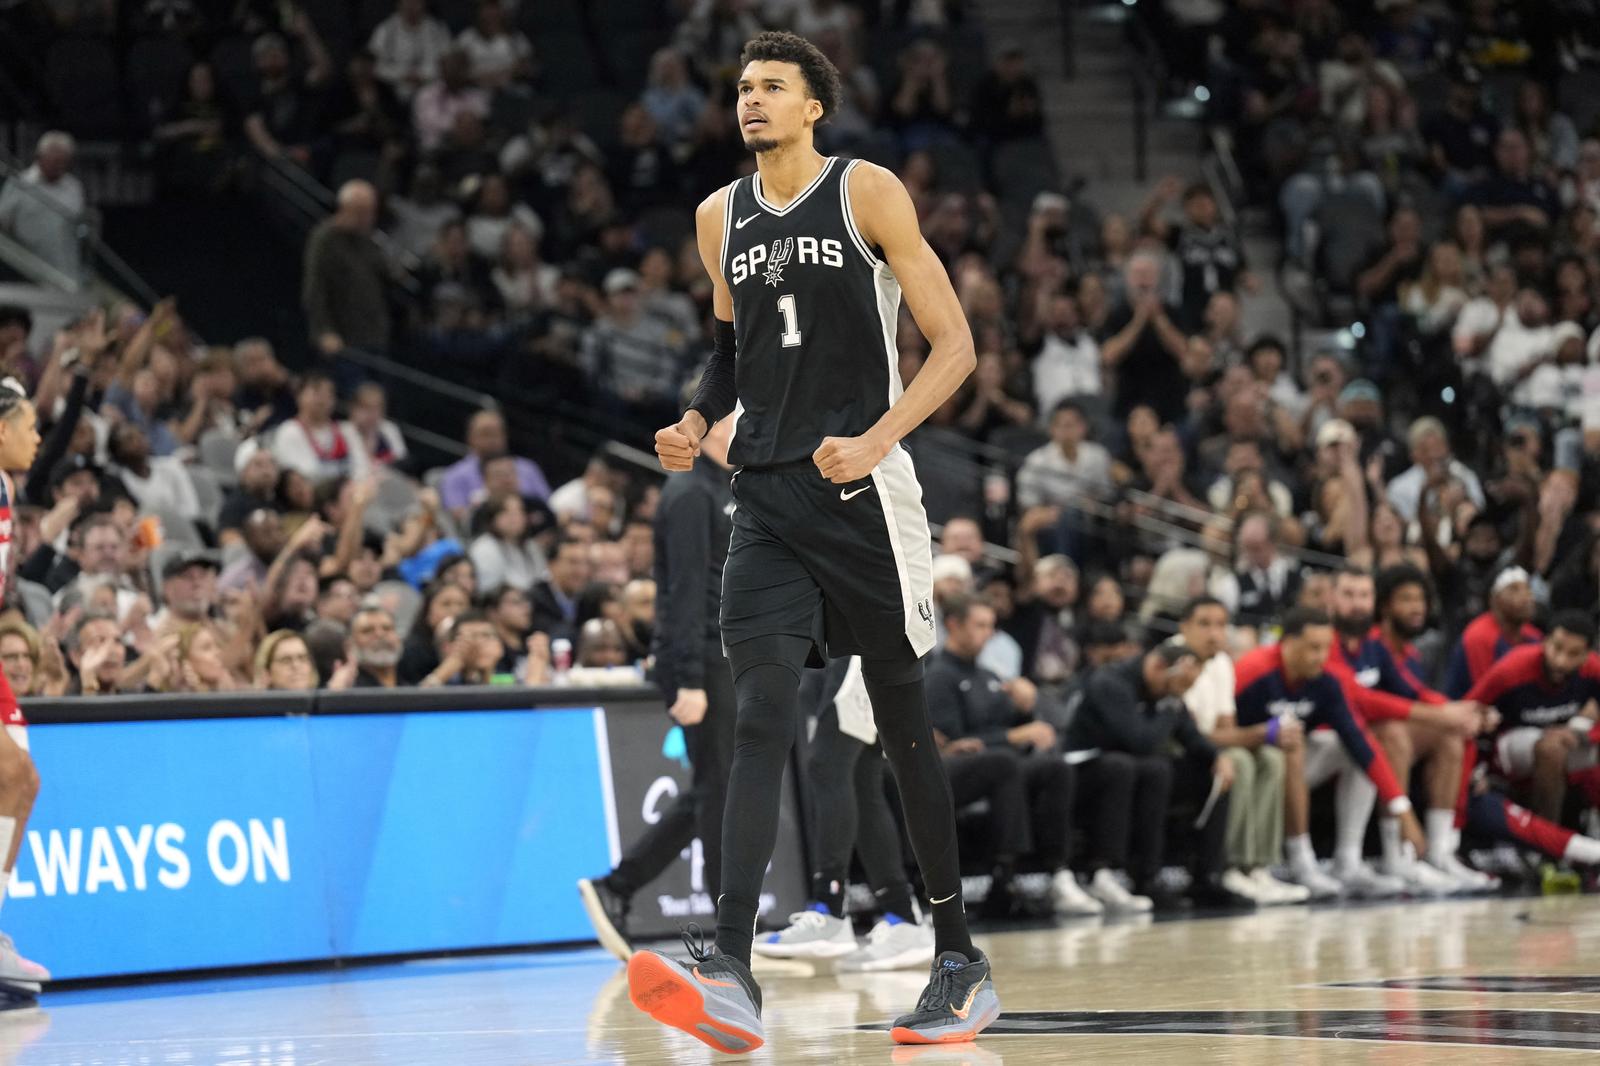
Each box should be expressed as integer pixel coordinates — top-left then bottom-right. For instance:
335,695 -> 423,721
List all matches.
0,381 -> 48,997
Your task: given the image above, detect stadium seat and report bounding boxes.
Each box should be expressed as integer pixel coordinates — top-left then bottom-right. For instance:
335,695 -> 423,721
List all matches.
187,465 -> 225,529
369,472 -> 419,533
151,507 -> 205,549
124,36 -> 194,133
46,38 -> 123,138
991,138 -> 1059,207
198,428 -> 241,485
15,580 -> 53,630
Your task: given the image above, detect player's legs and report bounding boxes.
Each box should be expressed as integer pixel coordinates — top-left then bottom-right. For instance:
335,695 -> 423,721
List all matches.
1466,790 -> 1600,865
1075,753 -> 1154,912
0,727 -> 44,990
839,745 -> 937,973
1530,727 -> 1580,823
1283,732 -> 1356,898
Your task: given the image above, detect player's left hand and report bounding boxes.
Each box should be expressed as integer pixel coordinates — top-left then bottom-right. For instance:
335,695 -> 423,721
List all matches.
813,433 -> 890,484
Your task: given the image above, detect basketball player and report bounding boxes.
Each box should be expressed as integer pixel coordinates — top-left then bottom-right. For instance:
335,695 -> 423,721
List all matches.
0,382 -> 48,998
626,31 -> 998,1053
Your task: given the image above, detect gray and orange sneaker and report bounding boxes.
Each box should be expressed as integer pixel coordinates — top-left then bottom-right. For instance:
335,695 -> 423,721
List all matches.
627,929 -> 764,1055
889,950 -> 1000,1045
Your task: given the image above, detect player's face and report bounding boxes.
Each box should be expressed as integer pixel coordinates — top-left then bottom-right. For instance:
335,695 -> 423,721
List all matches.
1284,624 -> 1333,680
737,60 -> 821,153
1385,582 -> 1429,639
1543,629 -> 1590,683
0,403 -> 39,472
1331,574 -> 1373,635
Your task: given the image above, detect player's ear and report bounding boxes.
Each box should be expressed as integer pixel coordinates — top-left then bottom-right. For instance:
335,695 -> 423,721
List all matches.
805,96 -> 823,124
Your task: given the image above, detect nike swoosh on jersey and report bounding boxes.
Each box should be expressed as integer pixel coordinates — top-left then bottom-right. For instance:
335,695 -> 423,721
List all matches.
840,486 -> 871,501
735,213 -> 762,229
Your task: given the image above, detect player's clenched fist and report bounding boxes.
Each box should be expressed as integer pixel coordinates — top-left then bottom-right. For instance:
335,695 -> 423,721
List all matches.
655,413 -> 706,471
813,432 -> 890,484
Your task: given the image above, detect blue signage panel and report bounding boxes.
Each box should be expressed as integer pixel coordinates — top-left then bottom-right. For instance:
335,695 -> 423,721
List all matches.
3,706 -> 614,979
4,717 -> 330,979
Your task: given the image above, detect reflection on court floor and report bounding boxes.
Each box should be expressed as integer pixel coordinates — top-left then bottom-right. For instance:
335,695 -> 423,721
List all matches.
1,894 -> 1595,1064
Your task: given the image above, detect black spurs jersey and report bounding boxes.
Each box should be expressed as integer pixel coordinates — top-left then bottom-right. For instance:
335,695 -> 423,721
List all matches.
718,156 -> 902,467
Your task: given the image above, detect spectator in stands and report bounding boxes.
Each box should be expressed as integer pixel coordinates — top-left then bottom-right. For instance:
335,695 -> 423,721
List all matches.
582,269 -> 689,426
577,617 -> 628,668
889,38 -> 957,150
388,164 -> 460,259
108,423 -> 200,526
348,605 -> 403,688
485,585 -> 531,653
219,509 -> 286,591
242,23 -> 332,164
421,609 -> 507,685
609,106 -> 686,215
1142,178 -> 1253,330
469,492 -> 542,592
0,131 -> 86,280
341,382 -> 407,470
673,0 -> 763,81
530,535 -> 589,643
491,224 -> 559,315
315,576 -> 361,628
1386,416 -> 1486,521
456,0 -> 534,91
466,173 -> 543,262
927,593 -> 1100,916
65,612 -> 131,696
413,48 -> 490,154
970,44 -> 1043,145
303,181 -> 391,361
255,629 -> 318,690
218,445 -> 280,548
1422,65 -> 1498,195
152,551 -> 219,632
640,47 -> 707,149
1225,512 -> 1303,623
1468,128 -> 1559,237
272,371 -> 369,482
369,0 -> 451,101
438,409 -> 551,516
1025,293 -> 1100,415
0,616 -> 63,698
233,338 -> 296,433
1101,251 -> 1189,424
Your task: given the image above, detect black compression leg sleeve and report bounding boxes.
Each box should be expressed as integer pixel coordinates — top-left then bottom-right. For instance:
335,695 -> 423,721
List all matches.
713,634 -> 813,966
860,648 -> 977,961
806,699 -> 864,917
853,743 -> 918,923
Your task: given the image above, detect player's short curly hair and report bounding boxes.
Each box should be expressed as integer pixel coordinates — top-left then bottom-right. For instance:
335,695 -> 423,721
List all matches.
739,31 -> 843,125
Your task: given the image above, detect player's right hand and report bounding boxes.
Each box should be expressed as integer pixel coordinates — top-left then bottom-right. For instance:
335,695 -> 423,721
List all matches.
655,416 -> 703,471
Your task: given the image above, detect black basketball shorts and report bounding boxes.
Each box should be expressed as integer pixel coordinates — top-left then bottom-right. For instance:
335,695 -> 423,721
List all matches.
720,444 -> 937,661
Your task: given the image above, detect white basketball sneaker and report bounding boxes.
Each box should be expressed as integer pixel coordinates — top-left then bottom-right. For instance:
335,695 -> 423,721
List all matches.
837,915 -> 935,972
751,904 -> 857,959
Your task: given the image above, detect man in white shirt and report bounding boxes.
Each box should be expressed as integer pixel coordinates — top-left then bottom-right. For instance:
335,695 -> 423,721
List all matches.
455,0 -> 533,89
1485,289 -> 1555,401
1451,264 -> 1517,364
1386,416 -> 1486,521
0,131 -> 86,279
1177,596 -> 1308,905
369,0 -> 451,99
1030,292 -> 1101,416
1016,399 -> 1112,510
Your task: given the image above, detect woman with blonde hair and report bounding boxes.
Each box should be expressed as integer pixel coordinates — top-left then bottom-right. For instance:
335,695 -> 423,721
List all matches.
254,630 -> 320,690
172,622 -> 240,692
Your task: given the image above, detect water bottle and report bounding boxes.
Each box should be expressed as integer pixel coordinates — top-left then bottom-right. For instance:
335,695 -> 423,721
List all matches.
551,638 -> 573,686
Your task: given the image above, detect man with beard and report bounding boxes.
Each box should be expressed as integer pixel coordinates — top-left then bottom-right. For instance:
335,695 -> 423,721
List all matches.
1468,612 -> 1600,824
153,550 -> 219,630
1442,566 -> 1542,698
1365,565 -> 1496,890
1424,510 -> 1532,636
1305,569 -> 1478,896
348,605 -> 402,688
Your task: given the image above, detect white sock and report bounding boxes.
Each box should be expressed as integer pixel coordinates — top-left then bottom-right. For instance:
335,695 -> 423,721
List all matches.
1379,817 -> 1404,867
1425,809 -> 1456,865
1288,834 -> 1318,871
1334,771 -> 1376,869
0,816 -> 15,917
1565,835 -> 1600,865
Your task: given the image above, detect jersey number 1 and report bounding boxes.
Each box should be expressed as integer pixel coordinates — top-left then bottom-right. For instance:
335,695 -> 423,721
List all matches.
776,294 -> 802,348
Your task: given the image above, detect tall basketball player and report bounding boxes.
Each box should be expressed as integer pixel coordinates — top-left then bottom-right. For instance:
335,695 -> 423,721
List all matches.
626,31 -> 999,1053
0,381 -> 48,998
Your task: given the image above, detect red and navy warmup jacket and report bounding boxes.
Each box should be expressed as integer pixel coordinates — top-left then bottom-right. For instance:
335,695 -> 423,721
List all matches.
1321,630 -> 1443,723
0,473 -> 22,727
1466,643 -> 1600,732
1441,611 -> 1542,698
1235,645 -> 1406,805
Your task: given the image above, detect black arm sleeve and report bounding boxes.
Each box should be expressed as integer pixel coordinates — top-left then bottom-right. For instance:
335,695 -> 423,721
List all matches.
687,317 -> 737,429
25,370 -> 89,507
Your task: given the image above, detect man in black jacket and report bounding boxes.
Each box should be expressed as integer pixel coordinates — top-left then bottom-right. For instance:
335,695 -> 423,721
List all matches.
529,536 -> 590,644
1067,640 -> 1236,909
577,416 -> 737,963
926,593 -> 1103,917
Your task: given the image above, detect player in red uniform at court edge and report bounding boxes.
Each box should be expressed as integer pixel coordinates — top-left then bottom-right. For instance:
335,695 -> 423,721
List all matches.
0,380 -> 49,997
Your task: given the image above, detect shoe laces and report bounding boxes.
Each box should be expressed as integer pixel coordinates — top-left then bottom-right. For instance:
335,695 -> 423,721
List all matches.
679,922 -> 714,964
914,964 -> 959,1013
